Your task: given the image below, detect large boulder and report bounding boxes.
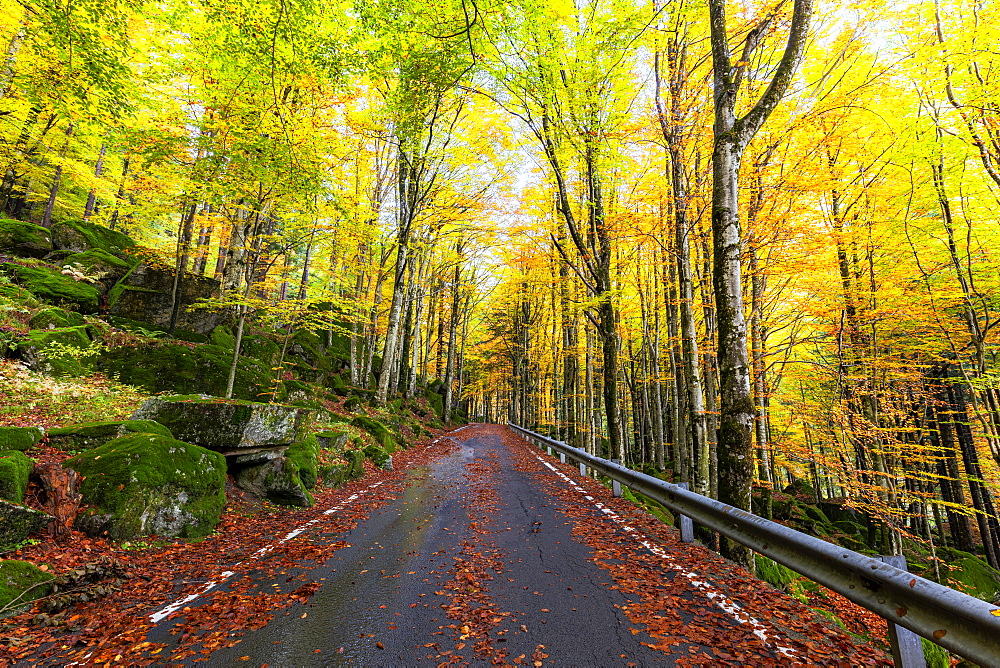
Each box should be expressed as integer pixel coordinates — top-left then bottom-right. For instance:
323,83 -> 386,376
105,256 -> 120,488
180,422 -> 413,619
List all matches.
97,342 -> 273,400
50,219 -> 134,257
0,219 -> 53,258
129,395 -> 316,453
0,426 -> 44,452
61,248 -> 137,288
2,261 -> 100,313
0,451 -> 32,503
233,457 -> 313,507
0,560 -> 56,613
65,433 -> 226,540
46,420 -> 172,452
16,326 -> 94,376
108,262 -> 223,334
0,500 -> 52,552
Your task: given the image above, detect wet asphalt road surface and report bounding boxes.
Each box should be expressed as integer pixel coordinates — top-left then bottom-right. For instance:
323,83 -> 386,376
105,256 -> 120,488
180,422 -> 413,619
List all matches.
146,426 -> 737,665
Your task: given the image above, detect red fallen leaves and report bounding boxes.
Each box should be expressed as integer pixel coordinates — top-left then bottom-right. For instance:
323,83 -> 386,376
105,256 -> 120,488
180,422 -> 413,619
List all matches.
503,428 -> 889,666
2,432 -> 457,666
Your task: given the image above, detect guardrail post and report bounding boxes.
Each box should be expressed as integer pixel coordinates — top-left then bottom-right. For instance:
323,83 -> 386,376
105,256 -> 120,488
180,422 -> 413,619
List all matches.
610,459 -> 623,497
878,555 -> 926,668
579,462 -> 586,477
676,483 -> 694,543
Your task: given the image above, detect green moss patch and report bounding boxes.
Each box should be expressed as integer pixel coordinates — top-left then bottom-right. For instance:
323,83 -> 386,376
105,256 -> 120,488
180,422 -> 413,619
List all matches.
28,306 -> 85,330
65,433 -> 226,540
342,448 -> 365,479
351,415 -> 397,452
0,426 -> 44,452
363,444 -> 391,469
47,420 -> 172,451
942,552 -> 1000,603
0,500 -> 52,553
50,220 -> 134,257
0,451 -> 32,503
16,326 -> 94,376
0,560 -> 56,614
0,219 -> 53,258
286,435 -> 320,489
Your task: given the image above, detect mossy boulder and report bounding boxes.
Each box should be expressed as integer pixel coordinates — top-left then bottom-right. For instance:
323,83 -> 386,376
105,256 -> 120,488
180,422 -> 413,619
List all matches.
0,500 -> 52,553
0,451 -> 32,503
50,220 -> 134,257
16,326 -> 93,375
28,306 -> 85,330
424,389 -> 444,419
47,420 -> 172,452
342,448 -> 365,479
0,426 -> 44,452
62,248 -> 136,287
363,444 -> 392,470
209,325 -> 235,349
130,395 -> 316,452
286,435 -> 320,489
941,551 -> 1000,603
107,262 -> 222,334
98,342 -> 272,399
276,380 -> 324,408
315,427 -> 351,450
3,263 -> 100,313
317,463 -> 348,488
233,457 -> 313,507
65,433 -> 226,540
0,283 -> 40,308
351,415 -> 397,452
0,219 -> 53,258
0,560 -> 56,614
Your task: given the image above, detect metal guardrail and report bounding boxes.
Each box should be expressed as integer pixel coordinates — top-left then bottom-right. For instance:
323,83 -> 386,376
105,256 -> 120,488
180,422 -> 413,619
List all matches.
508,423 -> 1000,667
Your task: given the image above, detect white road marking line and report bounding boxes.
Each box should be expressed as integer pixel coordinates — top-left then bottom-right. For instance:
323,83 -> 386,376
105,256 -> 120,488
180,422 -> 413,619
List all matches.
534,454 -> 799,659
148,480 -> 385,624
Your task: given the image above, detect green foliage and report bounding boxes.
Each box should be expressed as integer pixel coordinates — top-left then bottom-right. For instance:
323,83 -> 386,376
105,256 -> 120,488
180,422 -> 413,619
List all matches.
65,433 -> 227,540
0,451 -> 33,503
0,560 -> 55,614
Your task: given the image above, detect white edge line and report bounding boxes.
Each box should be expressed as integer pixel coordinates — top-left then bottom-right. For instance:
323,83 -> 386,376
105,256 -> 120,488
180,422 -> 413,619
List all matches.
147,481 -> 384,624
535,454 -> 799,659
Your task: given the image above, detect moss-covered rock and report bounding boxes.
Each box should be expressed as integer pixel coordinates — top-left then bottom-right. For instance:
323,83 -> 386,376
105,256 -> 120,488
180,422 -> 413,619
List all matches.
209,324 -> 235,349
342,448 -> 365,479
315,427 -> 350,450
351,415 -> 397,452
3,263 -> 100,313
0,283 -> 40,308
363,444 -> 392,470
233,457 -> 313,507
317,463 -> 348,488
0,219 -> 53,258
50,220 -> 134,257
28,306 -> 85,330
107,262 -> 222,334
0,426 -> 44,452
941,551 -> 1000,603
0,451 -> 32,503
65,433 -> 226,540
130,395 -> 316,452
0,560 -> 56,613
47,420 -> 172,452
16,326 -> 93,375
276,379 -> 325,408
98,343 -> 272,399
424,389 -> 444,419
62,248 -> 137,288
286,435 -> 320,489
0,500 -> 52,552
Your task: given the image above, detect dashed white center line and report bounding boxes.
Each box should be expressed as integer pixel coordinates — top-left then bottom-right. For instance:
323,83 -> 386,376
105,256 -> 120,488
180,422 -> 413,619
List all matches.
533,453 -> 799,660
148,480 -> 385,624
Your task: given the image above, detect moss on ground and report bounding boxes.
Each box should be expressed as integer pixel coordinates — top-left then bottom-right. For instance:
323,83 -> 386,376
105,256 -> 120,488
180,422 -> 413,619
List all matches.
65,433 -> 226,540
0,451 -> 32,503
0,560 -> 55,614
0,426 -> 44,451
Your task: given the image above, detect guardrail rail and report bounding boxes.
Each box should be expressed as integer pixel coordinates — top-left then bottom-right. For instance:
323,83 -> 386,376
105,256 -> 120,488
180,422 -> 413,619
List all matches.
508,422 -> 1000,668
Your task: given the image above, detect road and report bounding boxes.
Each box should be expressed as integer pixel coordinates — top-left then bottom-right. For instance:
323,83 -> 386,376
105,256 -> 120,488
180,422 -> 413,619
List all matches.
136,424 -> 879,665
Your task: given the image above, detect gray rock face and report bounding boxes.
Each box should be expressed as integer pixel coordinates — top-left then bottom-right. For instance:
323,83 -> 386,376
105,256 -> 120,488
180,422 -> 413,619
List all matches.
108,262 -> 224,334
233,457 -> 313,507
130,396 -> 316,452
0,499 -> 52,552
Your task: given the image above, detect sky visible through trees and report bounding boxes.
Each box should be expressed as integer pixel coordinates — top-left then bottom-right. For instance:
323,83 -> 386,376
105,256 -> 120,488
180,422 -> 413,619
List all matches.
3,0 -> 1000,571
